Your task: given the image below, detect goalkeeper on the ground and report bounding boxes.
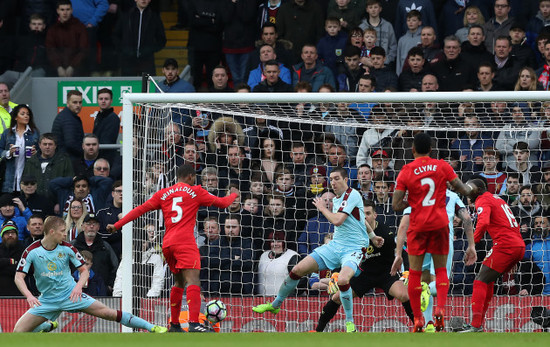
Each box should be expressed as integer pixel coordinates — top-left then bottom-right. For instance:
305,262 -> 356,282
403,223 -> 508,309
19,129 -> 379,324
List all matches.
316,200 -> 414,332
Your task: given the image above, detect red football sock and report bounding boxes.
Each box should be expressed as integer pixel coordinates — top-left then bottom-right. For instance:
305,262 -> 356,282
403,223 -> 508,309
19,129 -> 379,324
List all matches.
434,267 -> 449,310
408,269 -> 423,319
170,286 -> 184,325
481,282 -> 494,327
187,285 -> 201,323
471,280 -> 488,328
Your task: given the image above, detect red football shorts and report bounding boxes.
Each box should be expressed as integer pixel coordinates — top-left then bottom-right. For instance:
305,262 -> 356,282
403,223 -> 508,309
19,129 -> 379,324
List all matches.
407,225 -> 449,256
163,243 -> 201,273
483,245 -> 525,274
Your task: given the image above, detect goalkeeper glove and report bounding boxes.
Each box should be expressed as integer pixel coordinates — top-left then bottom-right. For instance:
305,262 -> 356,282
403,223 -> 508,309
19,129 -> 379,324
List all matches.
327,272 -> 339,295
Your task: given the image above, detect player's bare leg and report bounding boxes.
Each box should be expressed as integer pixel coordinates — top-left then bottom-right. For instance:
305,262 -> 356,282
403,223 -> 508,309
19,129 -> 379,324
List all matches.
461,265 -> 500,332
168,270 -> 186,332
431,253 -> 449,332
181,268 -> 211,332
83,300 -> 166,332
407,253 -> 427,332
13,312 -> 48,332
254,255 -> 319,314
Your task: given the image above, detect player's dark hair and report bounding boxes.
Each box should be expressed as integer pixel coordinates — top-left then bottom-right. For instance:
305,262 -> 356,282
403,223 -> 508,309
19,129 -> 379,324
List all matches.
413,132 -> 432,155
363,199 -> 376,210
177,164 -> 196,180
469,174 -> 488,193
331,166 -> 348,179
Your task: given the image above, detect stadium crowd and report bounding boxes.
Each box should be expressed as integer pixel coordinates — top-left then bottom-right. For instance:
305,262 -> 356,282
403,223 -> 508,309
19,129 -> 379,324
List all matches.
1,0 -> 550,302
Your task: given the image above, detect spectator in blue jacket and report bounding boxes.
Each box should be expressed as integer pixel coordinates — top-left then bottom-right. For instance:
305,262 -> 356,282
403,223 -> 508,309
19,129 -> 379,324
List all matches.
71,0 -> 109,74
524,215 -> 550,295
51,90 -> 84,162
0,193 -> 32,242
292,44 -> 336,91
247,44 -> 292,90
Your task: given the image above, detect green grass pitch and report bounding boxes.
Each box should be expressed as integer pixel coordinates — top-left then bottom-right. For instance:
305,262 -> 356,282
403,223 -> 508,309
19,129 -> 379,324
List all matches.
0,332 -> 547,347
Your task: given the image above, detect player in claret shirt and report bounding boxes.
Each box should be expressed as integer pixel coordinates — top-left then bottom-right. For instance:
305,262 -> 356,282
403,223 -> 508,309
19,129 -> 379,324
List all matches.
392,132 -> 474,332
107,164 -> 237,333
458,177 -> 525,333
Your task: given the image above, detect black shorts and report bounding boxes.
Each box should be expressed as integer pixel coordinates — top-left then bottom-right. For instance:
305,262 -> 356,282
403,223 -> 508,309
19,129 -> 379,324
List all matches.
349,271 -> 401,300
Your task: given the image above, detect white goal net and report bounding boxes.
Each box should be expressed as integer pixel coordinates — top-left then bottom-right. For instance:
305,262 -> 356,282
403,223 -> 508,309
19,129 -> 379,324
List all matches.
120,91 -> 550,332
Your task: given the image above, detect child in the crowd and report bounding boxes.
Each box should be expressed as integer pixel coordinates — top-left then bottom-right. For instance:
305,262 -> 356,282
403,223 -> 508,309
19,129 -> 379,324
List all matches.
396,10 -> 422,75
317,17 -> 348,79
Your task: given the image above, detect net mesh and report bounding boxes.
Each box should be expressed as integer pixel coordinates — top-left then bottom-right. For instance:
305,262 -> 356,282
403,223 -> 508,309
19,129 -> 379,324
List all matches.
123,94 -> 550,332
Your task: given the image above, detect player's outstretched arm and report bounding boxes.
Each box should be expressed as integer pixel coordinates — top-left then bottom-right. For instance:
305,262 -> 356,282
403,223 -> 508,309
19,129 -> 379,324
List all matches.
449,177 -> 474,197
390,214 -> 409,275
211,192 -> 238,209
14,272 -> 40,308
392,189 -> 408,212
457,207 -> 477,266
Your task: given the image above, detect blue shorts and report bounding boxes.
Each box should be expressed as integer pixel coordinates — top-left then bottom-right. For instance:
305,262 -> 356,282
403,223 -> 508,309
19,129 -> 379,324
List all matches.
28,293 -> 96,321
311,242 -> 364,276
422,236 -> 453,276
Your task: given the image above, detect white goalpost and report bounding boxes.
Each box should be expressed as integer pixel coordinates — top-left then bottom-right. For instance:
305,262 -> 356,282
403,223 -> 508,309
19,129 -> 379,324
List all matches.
120,91 -> 550,333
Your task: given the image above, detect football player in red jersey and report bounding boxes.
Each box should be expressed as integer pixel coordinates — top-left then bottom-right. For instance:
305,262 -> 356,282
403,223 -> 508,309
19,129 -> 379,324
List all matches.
107,164 -> 237,333
458,176 -> 526,333
391,132 -> 474,332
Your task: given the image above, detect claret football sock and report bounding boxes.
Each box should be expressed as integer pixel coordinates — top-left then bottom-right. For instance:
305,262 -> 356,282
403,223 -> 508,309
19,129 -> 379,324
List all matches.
471,280 -> 488,328
408,269 -> 422,318
170,286 -> 184,324
187,285 -> 201,323
434,267 -> 449,310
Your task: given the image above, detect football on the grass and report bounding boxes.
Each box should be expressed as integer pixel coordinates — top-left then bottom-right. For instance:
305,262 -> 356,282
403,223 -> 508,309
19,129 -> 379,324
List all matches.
205,300 -> 227,323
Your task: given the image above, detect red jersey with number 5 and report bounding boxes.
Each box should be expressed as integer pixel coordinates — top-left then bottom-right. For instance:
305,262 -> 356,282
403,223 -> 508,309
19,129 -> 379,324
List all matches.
114,183 -> 237,248
474,191 -> 523,247
395,156 -> 457,232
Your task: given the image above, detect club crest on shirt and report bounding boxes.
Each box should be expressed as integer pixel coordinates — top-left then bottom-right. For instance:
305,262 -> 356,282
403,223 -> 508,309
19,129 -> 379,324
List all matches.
47,262 -> 57,271
58,252 -> 65,258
